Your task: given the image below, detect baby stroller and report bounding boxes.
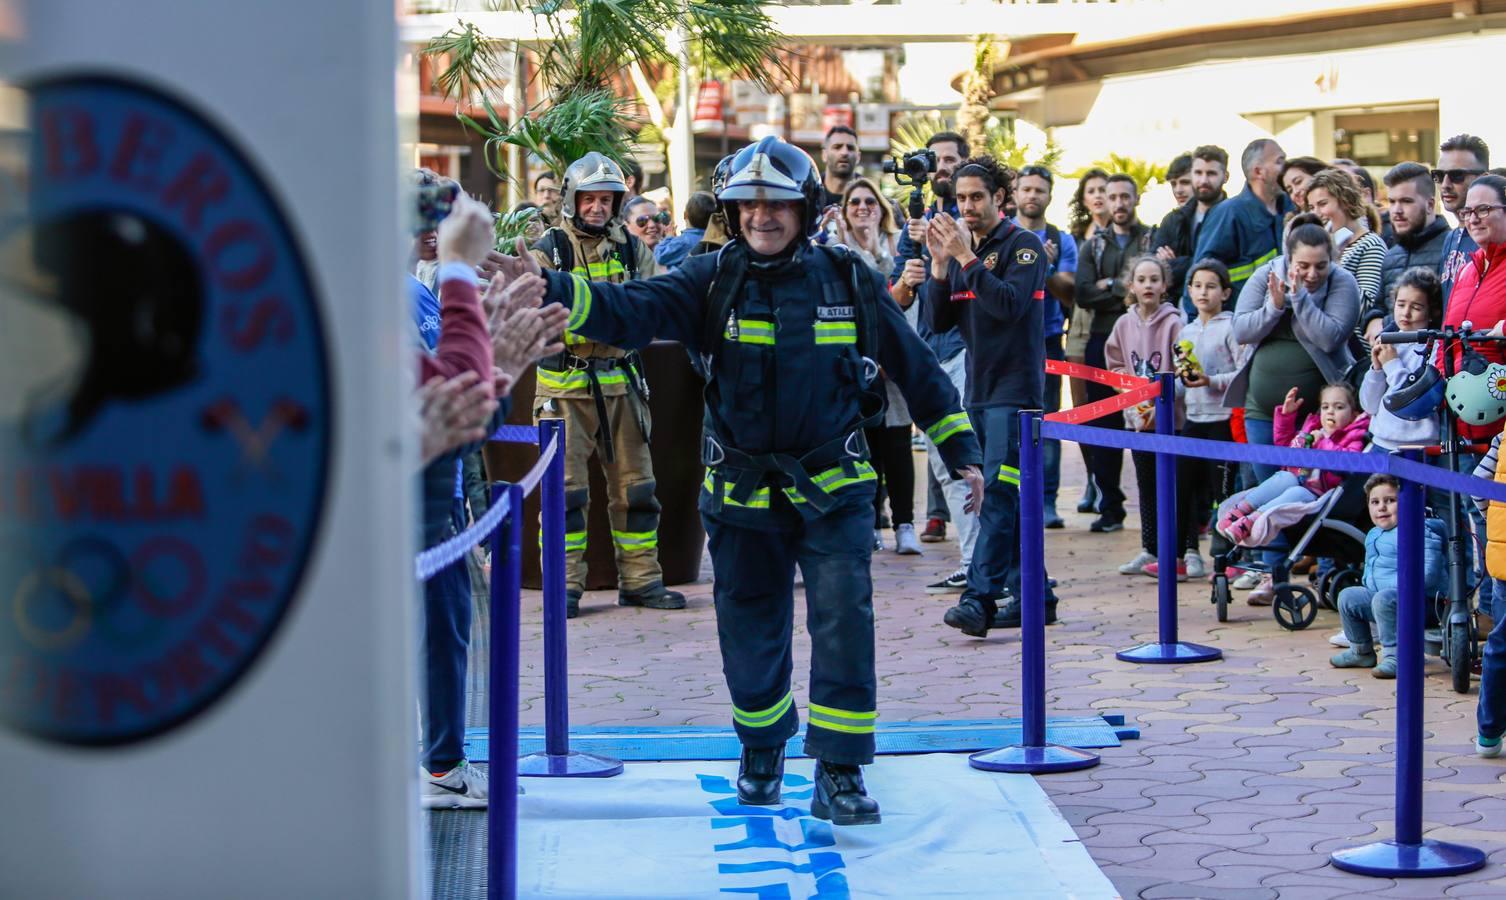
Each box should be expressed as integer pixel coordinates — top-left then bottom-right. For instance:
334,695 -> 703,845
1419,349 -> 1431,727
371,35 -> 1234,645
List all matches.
1208,471 -> 1372,630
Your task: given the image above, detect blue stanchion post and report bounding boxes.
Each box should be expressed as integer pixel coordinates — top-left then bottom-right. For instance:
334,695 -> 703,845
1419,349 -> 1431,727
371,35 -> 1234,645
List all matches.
518,420 -> 623,778
970,410 -> 1099,774
488,482 -> 523,900
1331,454 -> 1486,877
1117,373 -> 1221,664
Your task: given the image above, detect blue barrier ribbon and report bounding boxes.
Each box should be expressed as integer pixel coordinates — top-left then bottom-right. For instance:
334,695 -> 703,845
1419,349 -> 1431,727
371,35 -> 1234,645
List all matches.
491,424 -> 540,444
415,432 -> 560,581
1041,420 -> 1506,505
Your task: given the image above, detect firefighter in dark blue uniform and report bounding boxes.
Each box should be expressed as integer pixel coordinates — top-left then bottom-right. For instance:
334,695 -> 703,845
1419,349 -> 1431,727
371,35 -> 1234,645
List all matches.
493,137 -> 983,824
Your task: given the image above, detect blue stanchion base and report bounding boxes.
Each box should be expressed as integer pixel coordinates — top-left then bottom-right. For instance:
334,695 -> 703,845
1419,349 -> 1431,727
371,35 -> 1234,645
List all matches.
518,750 -> 624,778
968,744 -> 1100,774
1330,839 -> 1487,878
1115,642 -> 1223,664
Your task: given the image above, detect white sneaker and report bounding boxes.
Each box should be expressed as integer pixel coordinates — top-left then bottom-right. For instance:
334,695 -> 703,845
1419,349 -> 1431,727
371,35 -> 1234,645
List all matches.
1477,736 -> 1503,759
873,529 -> 883,552
1329,631 -> 1351,648
1232,571 -> 1262,591
1118,551 -> 1156,575
422,759 -> 489,809
894,523 -> 923,555
1183,552 -> 1206,580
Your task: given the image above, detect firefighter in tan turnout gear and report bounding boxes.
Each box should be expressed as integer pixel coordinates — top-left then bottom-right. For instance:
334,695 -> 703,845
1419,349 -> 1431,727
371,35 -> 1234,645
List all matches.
532,153 -> 684,618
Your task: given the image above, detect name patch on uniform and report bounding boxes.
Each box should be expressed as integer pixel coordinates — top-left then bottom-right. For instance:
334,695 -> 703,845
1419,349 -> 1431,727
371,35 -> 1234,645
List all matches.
1016,247 -> 1039,266
816,305 -> 855,320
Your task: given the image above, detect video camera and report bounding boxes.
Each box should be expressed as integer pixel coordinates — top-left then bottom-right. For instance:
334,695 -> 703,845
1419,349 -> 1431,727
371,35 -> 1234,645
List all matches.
882,148 -> 938,221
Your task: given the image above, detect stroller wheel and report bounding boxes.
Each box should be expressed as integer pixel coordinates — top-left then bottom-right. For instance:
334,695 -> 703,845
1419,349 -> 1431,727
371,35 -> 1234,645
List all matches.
1211,574 -> 1230,623
1273,584 -> 1319,631
1323,568 -> 1361,612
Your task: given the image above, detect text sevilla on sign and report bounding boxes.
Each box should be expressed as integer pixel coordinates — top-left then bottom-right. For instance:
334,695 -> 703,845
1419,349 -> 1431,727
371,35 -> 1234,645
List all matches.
0,75 -> 331,746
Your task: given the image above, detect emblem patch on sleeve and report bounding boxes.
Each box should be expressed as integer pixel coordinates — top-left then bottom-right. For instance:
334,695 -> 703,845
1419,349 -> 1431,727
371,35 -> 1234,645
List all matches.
1015,247 -> 1039,266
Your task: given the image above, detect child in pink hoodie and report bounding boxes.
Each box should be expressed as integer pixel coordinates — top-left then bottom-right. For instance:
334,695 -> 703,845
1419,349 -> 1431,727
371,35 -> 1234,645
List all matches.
1217,382 -> 1370,544
1105,255 -> 1189,578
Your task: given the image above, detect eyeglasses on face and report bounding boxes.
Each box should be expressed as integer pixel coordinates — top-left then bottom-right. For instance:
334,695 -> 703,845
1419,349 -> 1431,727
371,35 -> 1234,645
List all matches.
1431,168 -> 1486,184
632,212 -> 670,227
846,197 -> 880,208
1461,204 -> 1506,221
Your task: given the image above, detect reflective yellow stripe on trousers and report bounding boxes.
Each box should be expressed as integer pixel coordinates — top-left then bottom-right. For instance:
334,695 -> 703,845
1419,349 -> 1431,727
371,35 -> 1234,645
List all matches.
807,702 -> 876,734
733,692 -> 794,729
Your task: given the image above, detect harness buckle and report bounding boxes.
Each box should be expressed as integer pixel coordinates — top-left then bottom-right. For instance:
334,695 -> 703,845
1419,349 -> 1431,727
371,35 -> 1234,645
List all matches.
703,434 -> 726,466
565,353 -> 590,372
844,431 -> 864,458
860,356 -> 879,387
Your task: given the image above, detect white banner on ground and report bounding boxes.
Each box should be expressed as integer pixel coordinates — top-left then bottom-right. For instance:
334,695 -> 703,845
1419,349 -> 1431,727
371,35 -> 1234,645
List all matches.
515,754 -> 1117,899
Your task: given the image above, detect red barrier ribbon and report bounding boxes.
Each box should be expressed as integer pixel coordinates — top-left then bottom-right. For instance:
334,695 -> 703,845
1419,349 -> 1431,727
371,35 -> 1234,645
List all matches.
1047,381 -> 1162,424
1043,358 -> 1163,424
1045,358 -> 1147,391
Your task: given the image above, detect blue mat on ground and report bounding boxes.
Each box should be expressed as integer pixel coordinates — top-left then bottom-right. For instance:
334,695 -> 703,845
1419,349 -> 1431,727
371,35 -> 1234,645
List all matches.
463,714 -> 1137,764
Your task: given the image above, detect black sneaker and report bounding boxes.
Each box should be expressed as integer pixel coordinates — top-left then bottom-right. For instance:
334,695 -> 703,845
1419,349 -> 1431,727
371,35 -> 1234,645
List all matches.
925,567 -> 969,594
1089,517 -> 1124,533
1076,482 -> 1100,514
811,760 -> 881,826
943,597 -> 993,637
1044,510 -> 1065,529
619,583 -> 687,610
566,589 -> 581,619
991,598 -> 1059,628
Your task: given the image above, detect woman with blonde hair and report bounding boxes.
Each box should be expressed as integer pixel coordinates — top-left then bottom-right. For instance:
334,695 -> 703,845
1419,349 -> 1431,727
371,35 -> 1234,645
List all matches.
1306,167 -> 1387,323
838,176 -> 900,275
837,177 -> 920,554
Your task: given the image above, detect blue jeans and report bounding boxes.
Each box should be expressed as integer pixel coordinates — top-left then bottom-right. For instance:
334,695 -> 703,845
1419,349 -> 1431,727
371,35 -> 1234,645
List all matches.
1241,416 -> 1285,573
1043,333 -> 1064,511
1339,585 -> 1397,653
422,557 -> 472,771
1478,578 -> 1506,740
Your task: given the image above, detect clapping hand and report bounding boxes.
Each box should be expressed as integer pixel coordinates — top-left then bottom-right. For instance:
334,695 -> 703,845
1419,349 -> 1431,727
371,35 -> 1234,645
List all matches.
417,371 -> 497,465
1267,268 -> 1288,310
483,271 -> 568,393
926,213 -> 971,262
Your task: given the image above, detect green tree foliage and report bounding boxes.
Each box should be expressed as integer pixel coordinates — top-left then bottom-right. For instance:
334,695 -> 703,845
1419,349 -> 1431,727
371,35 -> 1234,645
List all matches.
422,1 -> 790,186
1072,154 -> 1167,195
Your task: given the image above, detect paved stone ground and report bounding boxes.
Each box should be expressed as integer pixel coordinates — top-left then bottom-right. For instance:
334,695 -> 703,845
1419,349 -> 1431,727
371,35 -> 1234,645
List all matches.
493,447 -> 1506,898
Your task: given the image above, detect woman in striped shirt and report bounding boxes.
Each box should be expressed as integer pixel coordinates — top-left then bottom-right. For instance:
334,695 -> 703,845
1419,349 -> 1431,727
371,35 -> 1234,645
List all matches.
1307,167 -> 1389,330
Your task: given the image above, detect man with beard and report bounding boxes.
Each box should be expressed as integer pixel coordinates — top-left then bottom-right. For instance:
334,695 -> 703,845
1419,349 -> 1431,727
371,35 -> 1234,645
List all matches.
820,125 -> 861,209
1435,134 -> 1491,305
918,155 -> 1052,636
1361,162 -> 1450,340
1074,174 -> 1154,535
1153,145 -> 1229,311
1012,165 -> 1077,529
890,130 -> 980,595
1190,139 -> 1293,299
533,171 -> 563,228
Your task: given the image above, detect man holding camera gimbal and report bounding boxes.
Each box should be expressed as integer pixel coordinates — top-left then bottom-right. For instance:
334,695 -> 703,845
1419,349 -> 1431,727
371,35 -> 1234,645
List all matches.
887,132 -> 981,594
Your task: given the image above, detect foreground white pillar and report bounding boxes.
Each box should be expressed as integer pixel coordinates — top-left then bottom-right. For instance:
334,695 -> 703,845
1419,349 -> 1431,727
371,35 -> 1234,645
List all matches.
0,2 -> 419,896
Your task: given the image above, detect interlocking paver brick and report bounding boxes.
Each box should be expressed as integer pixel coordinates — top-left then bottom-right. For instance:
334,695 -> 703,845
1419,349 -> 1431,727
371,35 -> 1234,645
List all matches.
477,450 -> 1506,896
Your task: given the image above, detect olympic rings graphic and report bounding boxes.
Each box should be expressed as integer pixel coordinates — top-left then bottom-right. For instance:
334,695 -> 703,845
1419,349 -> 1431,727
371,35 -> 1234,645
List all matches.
13,566 -> 92,651
5,534 -> 202,652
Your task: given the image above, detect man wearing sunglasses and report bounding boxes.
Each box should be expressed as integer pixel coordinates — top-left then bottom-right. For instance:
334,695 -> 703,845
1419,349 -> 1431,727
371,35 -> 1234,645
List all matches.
1435,133 -> 1491,305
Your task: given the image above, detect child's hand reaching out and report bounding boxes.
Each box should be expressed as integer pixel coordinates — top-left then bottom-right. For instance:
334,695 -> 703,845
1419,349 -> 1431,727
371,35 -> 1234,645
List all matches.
1280,386 -> 1303,417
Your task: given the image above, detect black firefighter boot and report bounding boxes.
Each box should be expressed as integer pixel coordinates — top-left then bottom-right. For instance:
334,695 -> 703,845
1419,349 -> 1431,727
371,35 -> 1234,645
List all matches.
811,760 -> 881,826
736,744 -> 785,806
618,581 -> 687,610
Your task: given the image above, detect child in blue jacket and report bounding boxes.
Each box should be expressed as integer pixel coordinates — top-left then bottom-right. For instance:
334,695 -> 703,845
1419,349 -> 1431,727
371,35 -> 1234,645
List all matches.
1331,473 -> 1446,678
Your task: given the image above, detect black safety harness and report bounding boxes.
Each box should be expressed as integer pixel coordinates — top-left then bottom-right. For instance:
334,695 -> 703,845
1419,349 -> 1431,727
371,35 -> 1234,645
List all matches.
697,240 -> 886,518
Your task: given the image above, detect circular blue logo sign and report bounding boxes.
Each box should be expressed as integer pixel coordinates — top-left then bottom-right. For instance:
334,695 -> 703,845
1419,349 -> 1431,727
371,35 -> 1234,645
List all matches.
0,76 -> 331,745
